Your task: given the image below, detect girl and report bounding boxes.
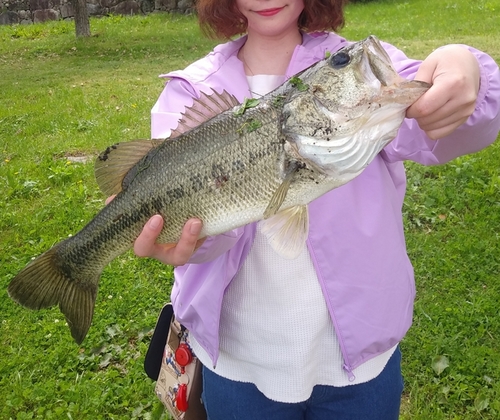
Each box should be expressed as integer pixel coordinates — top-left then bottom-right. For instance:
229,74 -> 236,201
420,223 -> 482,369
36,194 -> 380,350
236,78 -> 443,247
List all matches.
135,1 -> 500,418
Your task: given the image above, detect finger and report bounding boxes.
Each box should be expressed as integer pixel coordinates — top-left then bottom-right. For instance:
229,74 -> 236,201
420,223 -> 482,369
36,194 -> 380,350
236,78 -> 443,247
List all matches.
423,120 -> 470,140
412,99 -> 473,130
411,53 -> 436,86
133,215 -> 164,258
167,219 -> 204,265
418,112 -> 469,135
105,195 -> 116,205
406,89 -> 450,120
405,58 -> 439,117
411,92 -> 476,140
134,217 -> 204,266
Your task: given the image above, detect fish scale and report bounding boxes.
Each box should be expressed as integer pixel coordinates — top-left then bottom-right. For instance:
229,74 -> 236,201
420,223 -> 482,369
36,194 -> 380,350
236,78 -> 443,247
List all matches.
147,103 -> 287,241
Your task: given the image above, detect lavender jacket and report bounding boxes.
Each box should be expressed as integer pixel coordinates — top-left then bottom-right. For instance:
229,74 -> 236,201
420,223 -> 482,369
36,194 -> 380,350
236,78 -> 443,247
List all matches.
151,33 -> 500,376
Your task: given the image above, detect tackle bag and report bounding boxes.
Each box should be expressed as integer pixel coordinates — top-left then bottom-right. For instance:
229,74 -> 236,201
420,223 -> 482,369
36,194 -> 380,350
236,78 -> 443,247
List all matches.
144,303 -> 206,420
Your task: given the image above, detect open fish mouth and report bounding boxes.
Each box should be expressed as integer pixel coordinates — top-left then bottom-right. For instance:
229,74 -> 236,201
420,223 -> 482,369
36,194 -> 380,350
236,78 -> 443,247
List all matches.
360,36 -> 432,103
362,35 -> 398,87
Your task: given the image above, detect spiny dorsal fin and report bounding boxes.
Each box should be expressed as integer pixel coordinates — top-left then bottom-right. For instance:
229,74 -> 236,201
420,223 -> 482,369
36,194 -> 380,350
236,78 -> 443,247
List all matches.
94,139 -> 162,196
170,89 -> 240,138
261,205 -> 309,259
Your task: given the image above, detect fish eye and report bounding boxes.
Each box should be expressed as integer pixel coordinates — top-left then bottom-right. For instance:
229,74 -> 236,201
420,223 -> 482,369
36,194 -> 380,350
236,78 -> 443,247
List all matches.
330,51 -> 350,69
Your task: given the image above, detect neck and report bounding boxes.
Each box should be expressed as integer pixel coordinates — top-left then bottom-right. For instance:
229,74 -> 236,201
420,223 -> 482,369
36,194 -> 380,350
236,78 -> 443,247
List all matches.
238,29 -> 303,76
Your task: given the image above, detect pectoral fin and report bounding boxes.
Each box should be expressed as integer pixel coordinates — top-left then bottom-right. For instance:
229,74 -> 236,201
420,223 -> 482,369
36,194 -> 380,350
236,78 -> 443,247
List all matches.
261,205 -> 309,259
263,160 -> 302,219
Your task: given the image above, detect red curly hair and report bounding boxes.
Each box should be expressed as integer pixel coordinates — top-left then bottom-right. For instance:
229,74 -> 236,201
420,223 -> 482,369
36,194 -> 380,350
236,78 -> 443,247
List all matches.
196,0 -> 349,39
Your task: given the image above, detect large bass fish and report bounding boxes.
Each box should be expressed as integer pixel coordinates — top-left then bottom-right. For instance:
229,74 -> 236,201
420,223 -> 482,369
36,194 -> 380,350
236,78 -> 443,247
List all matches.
8,36 -> 430,343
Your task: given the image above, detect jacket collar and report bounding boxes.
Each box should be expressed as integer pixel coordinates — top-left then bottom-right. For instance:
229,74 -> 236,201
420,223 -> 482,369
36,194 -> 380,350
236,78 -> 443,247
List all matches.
160,32 -> 347,84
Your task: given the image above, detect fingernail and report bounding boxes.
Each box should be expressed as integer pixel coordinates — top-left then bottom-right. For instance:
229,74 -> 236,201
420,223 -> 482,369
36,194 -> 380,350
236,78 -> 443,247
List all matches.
149,215 -> 161,230
190,220 -> 201,235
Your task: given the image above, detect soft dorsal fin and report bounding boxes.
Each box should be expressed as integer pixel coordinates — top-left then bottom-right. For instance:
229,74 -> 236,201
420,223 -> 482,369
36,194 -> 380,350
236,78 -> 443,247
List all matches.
170,90 -> 240,138
94,139 -> 162,196
261,205 -> 309,259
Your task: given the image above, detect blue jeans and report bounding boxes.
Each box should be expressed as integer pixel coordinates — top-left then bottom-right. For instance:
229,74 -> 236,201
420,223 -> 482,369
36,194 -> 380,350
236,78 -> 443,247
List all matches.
201,347 -> 403,420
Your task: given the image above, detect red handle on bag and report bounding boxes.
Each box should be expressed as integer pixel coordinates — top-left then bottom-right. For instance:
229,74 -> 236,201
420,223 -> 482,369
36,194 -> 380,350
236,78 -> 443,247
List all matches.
175,343 -> 193,367
176,383 -> 189,412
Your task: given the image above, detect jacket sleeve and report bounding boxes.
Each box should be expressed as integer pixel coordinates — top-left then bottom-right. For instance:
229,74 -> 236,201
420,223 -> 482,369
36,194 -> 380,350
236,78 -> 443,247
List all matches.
380,42 -> 500,165
187,227 -> 247,264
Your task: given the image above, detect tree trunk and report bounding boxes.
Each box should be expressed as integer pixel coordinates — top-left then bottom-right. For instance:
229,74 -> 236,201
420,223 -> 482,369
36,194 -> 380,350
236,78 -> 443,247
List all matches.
72,0 -> 91,37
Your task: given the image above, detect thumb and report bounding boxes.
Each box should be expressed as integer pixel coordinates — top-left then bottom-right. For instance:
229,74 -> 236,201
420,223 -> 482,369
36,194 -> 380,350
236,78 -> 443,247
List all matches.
412,56 -> 437,85
134,215 -> 164,258
105,194 -> 116,205
406,58 -> 438,119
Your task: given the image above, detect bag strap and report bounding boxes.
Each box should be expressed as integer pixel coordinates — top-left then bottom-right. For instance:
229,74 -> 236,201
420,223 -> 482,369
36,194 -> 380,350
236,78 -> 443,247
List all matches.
144,303 -> 174,380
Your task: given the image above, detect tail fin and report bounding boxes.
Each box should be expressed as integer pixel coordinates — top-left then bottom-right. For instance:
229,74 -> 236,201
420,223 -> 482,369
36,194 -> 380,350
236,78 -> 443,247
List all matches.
8,244 -> 98,344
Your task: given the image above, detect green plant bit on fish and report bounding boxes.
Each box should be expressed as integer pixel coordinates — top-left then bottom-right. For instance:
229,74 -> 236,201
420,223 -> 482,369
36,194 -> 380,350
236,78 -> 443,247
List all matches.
237,118 -> 263,134
325,51 -> 331,58
272,94 -> 287,108
289,76 -> 308,92
234,98 -> 260,116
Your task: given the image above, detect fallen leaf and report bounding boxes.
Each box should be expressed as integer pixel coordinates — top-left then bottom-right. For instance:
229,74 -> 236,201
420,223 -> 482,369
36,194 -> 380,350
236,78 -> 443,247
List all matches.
432,355 -> 449,375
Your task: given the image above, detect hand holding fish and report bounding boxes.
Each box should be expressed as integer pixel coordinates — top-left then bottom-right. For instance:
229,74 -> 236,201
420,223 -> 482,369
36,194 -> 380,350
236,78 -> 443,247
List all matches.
406,45 -> 480,140
134,216 -> 204,266
106,195 -> 204,265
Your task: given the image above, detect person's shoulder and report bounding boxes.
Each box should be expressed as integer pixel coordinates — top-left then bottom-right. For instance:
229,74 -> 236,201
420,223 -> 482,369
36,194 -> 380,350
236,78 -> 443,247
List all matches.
287,32 -> 349,72
302,31 -> 349,51
162,36 -> 246,84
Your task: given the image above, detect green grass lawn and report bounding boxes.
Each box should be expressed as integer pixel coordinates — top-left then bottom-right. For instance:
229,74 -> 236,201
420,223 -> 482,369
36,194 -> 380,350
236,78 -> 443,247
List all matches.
1,0 -> 500,418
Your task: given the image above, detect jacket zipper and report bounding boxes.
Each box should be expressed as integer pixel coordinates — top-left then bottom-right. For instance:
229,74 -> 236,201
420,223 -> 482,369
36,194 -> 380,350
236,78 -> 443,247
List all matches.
306,239 -> 356,382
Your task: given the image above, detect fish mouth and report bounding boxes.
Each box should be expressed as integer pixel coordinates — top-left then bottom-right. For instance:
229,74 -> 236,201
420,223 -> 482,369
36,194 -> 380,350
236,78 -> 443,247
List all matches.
359,35 -> 401,88
361,35 -> 431,101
